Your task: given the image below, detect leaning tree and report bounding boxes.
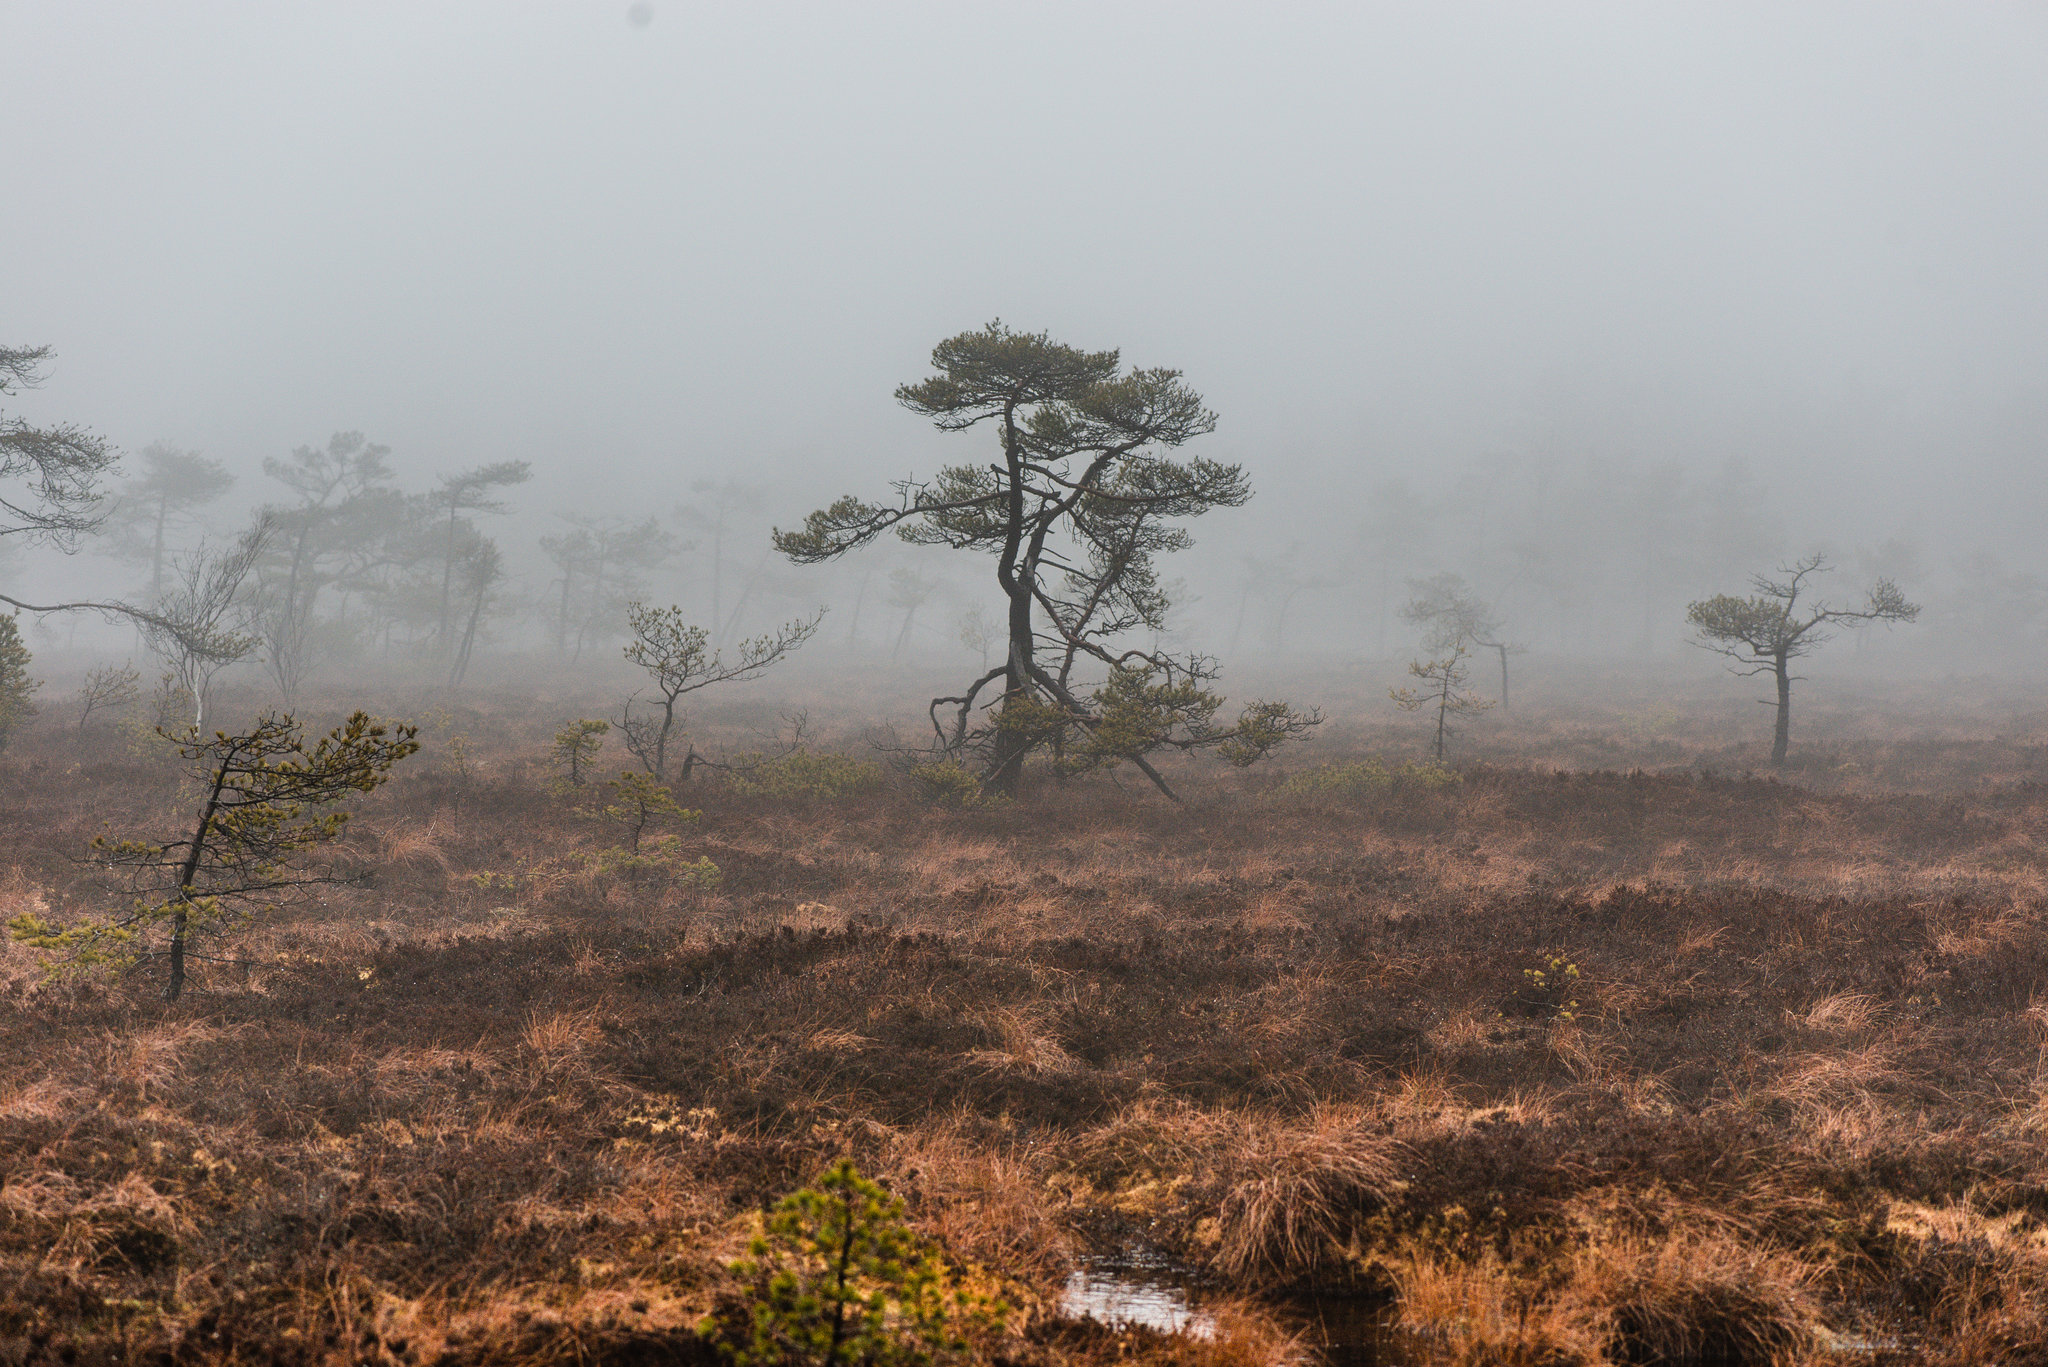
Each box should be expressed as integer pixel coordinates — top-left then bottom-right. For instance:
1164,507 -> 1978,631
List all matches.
775,322 -> 1315,798
11,710 -> 418,1001
1686,554 -> 1919,765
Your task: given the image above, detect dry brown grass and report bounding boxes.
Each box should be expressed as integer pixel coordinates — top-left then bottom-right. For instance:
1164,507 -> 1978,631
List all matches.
1209,1107 -> 1402,1282
1390,1248 -> 1598,1366
2,689 -> 2048,1363
1558,1233 -> 1824,1365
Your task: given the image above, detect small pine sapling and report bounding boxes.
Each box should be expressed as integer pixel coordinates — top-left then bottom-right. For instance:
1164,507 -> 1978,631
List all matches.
599,769 -> 698,853
1391,645 -> 1495,763
712,1159 -> 1004,1367
549,718 -> 609,788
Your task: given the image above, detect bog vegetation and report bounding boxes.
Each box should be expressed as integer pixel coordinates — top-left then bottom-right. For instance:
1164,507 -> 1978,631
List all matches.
1,680 -> 2046,1367
4,327 -> 2037,1367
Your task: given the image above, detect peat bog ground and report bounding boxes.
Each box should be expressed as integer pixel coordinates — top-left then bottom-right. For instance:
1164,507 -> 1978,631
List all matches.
2,687 -> 2046,1367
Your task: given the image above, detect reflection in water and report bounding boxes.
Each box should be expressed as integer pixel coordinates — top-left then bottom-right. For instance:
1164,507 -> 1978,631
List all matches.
1063,1255 -> 1898,1366
1059,1255 -> 1406,1365
1060,1256 -> 1214,1338
1283,1296 -> 1405,1367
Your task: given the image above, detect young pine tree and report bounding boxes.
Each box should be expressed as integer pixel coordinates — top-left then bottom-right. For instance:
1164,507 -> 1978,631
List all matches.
598,770 -> 697,853
11,711 -> 418,1000
1391,646 -> 1495,763
549,718 -> 610,788
714,1159 -> 1003,1367
0,613 -> 39,753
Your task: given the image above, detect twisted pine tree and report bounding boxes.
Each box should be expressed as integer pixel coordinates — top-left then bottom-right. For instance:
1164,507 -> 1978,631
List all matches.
1687,555 -> 1918,765
775,322 -> 1315,798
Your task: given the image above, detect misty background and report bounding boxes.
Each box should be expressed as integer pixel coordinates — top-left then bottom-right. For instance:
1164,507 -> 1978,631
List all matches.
6,2 -> 2047,701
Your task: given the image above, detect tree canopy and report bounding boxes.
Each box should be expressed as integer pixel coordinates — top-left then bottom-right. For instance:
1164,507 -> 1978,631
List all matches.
776,322 -> 1314,797
1687,555 -> 1919,763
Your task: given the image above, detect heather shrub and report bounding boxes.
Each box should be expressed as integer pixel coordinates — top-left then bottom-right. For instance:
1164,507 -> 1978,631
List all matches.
906,759 -> 998,808
1274,757 -> 1457,801
577,837 -> 722,890
726,749 -> 885,800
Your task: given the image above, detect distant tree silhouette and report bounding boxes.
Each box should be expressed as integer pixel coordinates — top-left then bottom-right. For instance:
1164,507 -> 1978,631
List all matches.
1687,555 -> 1919,765
432,460 -> 529,657
1391,646 -> 1494,762
1401,572 -> 1518,708
106,443 -> 235,597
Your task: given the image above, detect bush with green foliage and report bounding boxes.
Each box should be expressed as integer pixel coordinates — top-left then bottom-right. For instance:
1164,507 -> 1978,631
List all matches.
725,750 -> 884,800
548,718 -> 609,789
0,613 -> 39,752
710,1159 -> 1003,1367
574,837 -> 722,890
597,769 -> 698,852
905,759 -> 1002,809
1274,757 -> 1459,801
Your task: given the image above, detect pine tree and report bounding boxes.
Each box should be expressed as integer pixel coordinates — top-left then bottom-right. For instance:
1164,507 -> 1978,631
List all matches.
11,711 -> 418,1000
0,614 -> 40,753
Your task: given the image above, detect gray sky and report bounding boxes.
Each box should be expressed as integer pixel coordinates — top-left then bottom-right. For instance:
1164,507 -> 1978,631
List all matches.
7,2 -> 2047,630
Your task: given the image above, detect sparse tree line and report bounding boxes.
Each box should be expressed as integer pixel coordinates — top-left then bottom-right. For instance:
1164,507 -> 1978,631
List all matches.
1387,557 -> 1917,764
0,329 -> 1935,789
1236,449 -> 2010,679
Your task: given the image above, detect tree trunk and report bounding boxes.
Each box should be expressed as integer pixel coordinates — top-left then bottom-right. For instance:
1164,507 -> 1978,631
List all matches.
988,582 -> 1034,794
555,567 -> 574,658
845,568 -> 871,646
719,552 -> 769,644
151,500 -> 169,599
448,577 -> 488,687
1771,654 -> 1792,765
166,769 -> 228,1002
891,602 -> 919,661
654,696 -> 678,782
438,508 -> 457,657
167,901 -> 187,1002
1494,643 -> 1510,710
986,402 -> 1033,797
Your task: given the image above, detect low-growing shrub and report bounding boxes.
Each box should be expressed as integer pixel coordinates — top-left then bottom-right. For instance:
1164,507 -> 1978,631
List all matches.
907,760 -> 1002,808
1514,955 -> 1583,1021
725,750 -> 885,800
1273,757 -> 1458,801
709,1159 -> 1005,1367
577,838 -> 723,890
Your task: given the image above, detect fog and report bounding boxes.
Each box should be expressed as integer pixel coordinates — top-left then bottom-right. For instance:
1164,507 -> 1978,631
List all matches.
6,2 -> 2048,689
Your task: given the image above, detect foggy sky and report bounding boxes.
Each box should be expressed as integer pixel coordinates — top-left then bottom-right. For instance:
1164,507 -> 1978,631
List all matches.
7,2 -> 2048,630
